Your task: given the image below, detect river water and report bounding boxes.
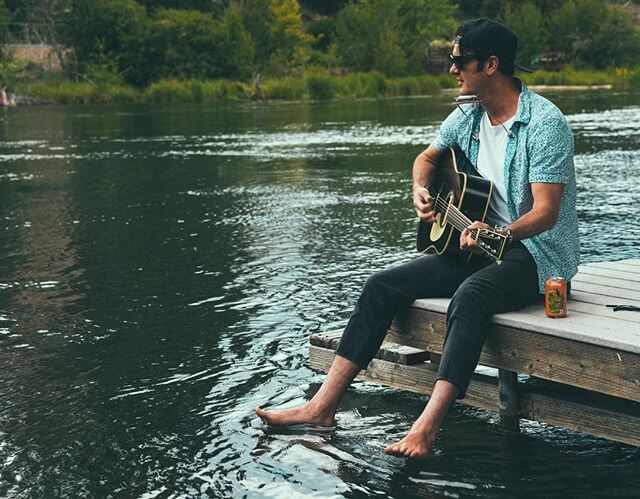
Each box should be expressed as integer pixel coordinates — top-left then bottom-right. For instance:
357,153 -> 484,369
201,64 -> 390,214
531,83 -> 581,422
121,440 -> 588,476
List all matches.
0,91 -> 639,497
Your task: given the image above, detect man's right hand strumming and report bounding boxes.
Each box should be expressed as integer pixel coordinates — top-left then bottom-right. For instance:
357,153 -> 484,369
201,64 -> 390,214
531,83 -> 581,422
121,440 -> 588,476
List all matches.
413,186 -> 438,223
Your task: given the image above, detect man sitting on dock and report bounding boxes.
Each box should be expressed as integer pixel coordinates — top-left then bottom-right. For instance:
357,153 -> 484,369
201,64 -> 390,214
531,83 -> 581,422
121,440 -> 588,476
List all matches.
256,19 -> 580,458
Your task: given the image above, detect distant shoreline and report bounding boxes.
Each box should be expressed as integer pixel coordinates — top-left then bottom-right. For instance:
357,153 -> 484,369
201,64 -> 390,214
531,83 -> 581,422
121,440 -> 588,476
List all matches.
443,84 -> 614,93
12,70 -> 635,105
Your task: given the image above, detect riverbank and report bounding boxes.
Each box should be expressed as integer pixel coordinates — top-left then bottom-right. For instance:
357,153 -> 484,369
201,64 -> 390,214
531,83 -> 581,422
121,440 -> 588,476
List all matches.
13,68 -> 640,105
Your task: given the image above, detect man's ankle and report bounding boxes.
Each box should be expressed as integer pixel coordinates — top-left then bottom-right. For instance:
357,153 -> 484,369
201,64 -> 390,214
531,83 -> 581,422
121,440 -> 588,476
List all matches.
308,400 -> 333,418
410,418 -> 437,436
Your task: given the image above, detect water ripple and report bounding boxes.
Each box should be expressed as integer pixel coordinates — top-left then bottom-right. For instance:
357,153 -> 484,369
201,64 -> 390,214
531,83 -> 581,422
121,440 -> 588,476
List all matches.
1,96 -> 640,497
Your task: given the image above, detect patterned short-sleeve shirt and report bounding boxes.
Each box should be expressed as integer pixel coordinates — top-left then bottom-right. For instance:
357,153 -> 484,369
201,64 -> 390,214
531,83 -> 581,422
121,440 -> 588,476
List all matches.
434,81 -> 580,292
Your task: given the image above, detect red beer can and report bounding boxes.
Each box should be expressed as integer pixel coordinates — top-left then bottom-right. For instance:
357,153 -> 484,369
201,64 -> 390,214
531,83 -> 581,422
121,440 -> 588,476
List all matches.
545,277 -> 567,318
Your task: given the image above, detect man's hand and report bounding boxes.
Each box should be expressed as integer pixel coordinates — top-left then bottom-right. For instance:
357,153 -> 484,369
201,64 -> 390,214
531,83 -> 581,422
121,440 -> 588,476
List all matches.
460,221 -> 493,254
413,187 -> 437,223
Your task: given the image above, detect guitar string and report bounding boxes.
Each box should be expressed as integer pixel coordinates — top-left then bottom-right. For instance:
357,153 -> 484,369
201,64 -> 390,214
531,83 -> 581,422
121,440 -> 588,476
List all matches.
430,197 -> 501,256
435,198 -> 472,228
432,196 -> 475,233
430,194 -> 470,225
426,195 -> 506,259
431,196 -> 504,245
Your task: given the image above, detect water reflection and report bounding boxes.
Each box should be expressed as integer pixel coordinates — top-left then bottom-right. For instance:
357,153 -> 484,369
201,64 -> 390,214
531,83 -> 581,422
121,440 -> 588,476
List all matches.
0,93 -> 639,497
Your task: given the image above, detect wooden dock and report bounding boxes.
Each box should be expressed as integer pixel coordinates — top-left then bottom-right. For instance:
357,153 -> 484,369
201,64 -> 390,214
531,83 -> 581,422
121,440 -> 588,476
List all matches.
309,258 -> 640,446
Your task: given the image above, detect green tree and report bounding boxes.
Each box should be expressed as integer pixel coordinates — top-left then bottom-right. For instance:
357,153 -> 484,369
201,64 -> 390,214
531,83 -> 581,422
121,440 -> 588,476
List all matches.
151,8 -> 223,79
373,24 -> 405,76
545,0 -> 640,69
500,1 -> 546,67
3,0 -> 70,44
136,0 -> 224,13
58,0 -> 156,86
299,0 -> 347,16
335,0 -> 457,76
307,18 -> 337,52
0,3 -> 11,43
240,0 -> 310,74
334,0 -> 379,71
240,0 -> 272,67
218,3 -> 254,79
268,0 -> 312,72
545,0 -> 606,60
579,4 -> 640,68
397,0 -> 457,70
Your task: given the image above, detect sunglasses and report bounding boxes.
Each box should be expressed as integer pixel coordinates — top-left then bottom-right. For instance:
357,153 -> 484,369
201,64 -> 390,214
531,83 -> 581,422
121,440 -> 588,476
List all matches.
448,54 -> 481,70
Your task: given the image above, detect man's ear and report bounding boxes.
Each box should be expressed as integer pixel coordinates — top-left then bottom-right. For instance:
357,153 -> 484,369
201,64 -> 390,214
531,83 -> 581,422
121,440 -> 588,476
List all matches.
486,55 -> 499,75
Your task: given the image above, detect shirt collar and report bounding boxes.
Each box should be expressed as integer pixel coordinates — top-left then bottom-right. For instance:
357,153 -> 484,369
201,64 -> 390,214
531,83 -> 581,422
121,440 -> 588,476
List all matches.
512,79 -> 531,125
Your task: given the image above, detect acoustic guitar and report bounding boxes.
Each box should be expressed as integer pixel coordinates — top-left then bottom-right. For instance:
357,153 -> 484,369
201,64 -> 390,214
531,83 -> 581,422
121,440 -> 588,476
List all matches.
416,147 -> 511,263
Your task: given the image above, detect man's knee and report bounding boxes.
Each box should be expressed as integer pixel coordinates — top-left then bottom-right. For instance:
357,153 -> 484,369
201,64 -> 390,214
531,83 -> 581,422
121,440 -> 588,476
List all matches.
361,271 -> 389,302
361,268 -> 412,311
447,280 -> 488,320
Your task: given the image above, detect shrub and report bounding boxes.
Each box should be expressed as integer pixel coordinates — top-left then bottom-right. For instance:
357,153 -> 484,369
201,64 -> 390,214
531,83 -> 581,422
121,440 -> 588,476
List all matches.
262,77 -> 305,100
305,72 -> 338,100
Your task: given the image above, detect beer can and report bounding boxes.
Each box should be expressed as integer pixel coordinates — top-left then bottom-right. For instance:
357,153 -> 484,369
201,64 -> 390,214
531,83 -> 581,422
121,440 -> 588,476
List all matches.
545,277 -> 567,318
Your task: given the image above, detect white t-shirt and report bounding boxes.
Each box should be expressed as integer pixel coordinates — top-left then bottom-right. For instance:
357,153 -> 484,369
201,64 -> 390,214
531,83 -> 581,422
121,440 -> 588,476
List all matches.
477,111 -> 516,227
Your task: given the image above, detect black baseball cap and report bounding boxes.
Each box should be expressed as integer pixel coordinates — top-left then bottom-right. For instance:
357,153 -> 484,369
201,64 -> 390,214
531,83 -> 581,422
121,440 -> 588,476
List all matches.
455,18 -> 532,73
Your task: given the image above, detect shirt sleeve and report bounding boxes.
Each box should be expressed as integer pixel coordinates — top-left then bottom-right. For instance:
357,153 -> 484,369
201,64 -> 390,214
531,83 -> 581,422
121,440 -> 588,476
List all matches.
433,109 -> 463,151
528,114 -> 574,184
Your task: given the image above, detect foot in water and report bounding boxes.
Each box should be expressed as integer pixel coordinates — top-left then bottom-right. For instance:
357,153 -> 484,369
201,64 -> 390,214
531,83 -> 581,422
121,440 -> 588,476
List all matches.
384,428 -> 436,459
255,404 -> 335,427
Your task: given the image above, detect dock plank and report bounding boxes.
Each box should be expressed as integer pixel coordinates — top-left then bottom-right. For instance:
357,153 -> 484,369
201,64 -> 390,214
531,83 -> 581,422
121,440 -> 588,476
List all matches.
309,330 -> 429,365
410,298 -> 640,354
585,261 -> 640,274
309,345 -> 640,447
569,281 -> 639,301
388,307 -> 640,402
572,273 -> 640,292
569,290 -> 637,308
564,300 -> 640,324
578,265 -> 640,283
494,305 -> 639,335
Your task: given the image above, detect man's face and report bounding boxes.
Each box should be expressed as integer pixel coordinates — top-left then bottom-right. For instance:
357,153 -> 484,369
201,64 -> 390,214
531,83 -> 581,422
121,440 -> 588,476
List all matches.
449,44 -> 486,95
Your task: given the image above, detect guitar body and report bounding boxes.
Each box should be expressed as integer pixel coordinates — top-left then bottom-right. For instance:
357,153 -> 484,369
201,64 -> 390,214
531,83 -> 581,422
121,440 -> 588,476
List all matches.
416,148 -> 494,260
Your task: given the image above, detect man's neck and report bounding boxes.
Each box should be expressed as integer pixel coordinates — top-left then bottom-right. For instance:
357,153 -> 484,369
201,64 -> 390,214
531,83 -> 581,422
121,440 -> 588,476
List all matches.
477,78 -> 521,125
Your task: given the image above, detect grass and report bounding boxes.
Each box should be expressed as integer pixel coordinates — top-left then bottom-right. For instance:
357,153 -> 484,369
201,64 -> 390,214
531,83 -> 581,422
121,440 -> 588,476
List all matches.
19,80 -> 138,104
142,79 -> 251,103
523,69 -> 613,86
12,68 -> 640,105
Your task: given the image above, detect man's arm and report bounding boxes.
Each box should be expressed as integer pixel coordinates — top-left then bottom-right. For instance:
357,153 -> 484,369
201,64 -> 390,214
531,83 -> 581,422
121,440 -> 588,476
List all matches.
461,182 -> 564,252
412,144 -> 443,223
506,182 -> 564,240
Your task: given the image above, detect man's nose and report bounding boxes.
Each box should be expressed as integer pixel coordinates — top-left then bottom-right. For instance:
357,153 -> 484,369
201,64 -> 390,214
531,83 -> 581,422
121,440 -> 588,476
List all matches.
449,63 -> 459,76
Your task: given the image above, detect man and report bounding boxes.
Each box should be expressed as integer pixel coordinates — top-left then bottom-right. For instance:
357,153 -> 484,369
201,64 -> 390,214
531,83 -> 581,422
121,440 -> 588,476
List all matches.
256,19 -> 580,458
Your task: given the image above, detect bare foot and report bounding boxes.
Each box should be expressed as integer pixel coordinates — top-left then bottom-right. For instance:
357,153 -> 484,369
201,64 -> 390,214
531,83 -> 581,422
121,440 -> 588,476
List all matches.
255,404 -> 335,427
384,428 -> 436,458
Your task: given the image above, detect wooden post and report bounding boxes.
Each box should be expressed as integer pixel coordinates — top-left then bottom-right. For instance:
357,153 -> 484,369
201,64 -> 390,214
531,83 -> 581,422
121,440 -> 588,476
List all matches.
499,369 -> 520,432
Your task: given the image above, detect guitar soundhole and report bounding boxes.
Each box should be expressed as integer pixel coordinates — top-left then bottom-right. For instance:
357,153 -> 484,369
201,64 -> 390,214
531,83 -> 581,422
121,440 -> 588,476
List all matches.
429,213 -> 446,242
429,192 -> 453,243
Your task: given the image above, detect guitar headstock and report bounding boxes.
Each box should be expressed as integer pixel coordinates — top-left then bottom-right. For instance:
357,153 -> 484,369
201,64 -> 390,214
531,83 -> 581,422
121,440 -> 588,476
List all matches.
473,228 -> 510,262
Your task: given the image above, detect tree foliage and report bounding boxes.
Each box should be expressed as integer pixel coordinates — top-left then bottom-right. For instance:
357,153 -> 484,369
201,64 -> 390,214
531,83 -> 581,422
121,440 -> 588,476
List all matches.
335,0 -> 457,75
11,0 -> 638,87
545,0 -> 640,68
239,0 -> 311,74
58,0 -> 156,85
500,1 -> 547,67
218,3 -> 254,79
152,8 -> 223,79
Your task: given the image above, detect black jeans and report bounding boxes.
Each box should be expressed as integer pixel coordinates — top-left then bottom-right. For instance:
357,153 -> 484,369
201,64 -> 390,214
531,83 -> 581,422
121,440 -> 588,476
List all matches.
335,242 -> 539,398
